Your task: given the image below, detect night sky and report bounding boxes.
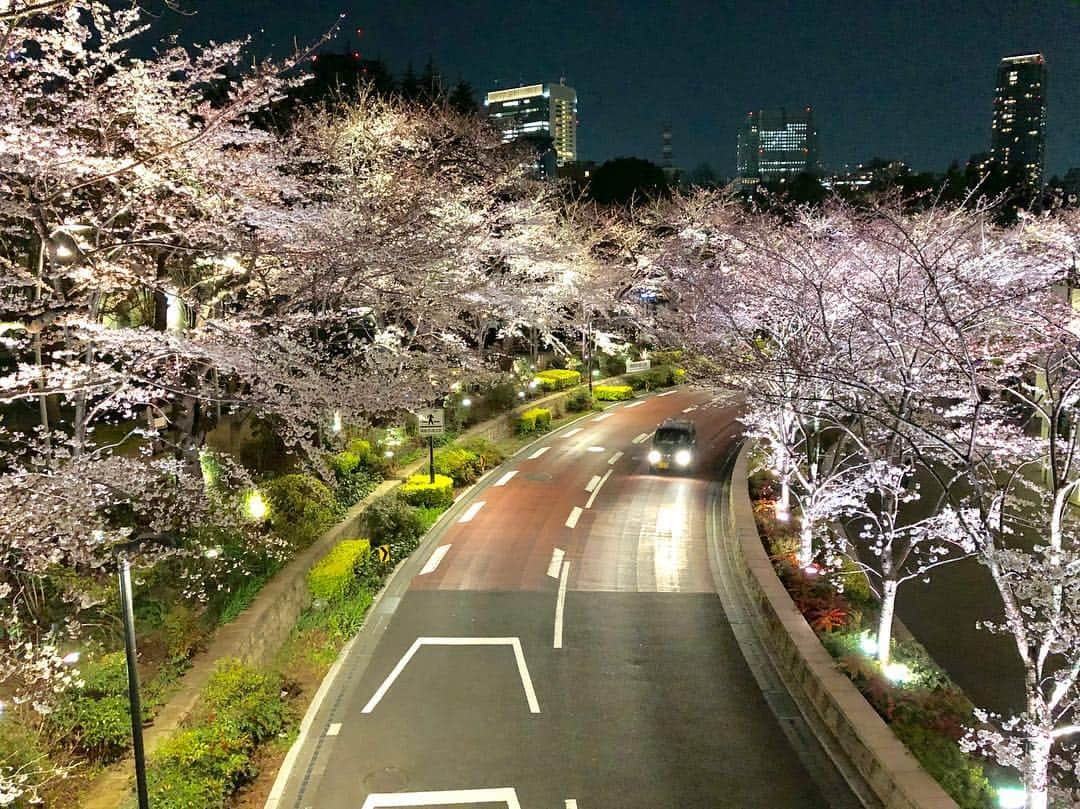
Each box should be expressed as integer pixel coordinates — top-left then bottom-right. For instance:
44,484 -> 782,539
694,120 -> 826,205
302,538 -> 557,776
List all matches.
159,1 -> 1080,178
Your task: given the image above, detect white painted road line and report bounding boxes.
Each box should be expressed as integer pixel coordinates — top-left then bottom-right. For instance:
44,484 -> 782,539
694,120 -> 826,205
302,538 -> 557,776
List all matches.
566,801 -> 579,809
565,506 -> 583,528
585,475 -> 602,492
527,446 -> 550,460
554,561 -> 570,649
682,406 -> 697,413
632,432 -> 651,444
360,787 -> 523,809
657,390 -> 676,397
326,722 -> 342,736
608,451 -> 624,465
561,427 -> 584,438
362,638 -> 540,714
591,413 -> 613,421
624,401 -> 645,408
586,445 -> 605,453
419,544 -> 452,575
585,470 -> 612,509
458,501 -> 486,523
547,547 -> 565,578
493,470 -> 518,487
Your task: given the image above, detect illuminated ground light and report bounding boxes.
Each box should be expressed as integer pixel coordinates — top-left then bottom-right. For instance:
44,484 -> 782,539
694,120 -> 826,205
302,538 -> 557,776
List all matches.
858,631 -> 878,656
246,490 -> 268,521
996,786 -> 1026,809
802,562 -> 822,576
61,651 -> 81,665
883,662 -> 913,684
331,411 -> 342,433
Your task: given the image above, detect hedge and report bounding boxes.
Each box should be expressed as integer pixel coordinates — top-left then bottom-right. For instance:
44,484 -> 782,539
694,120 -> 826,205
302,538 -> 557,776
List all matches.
593,384 -> 634,401
308,539 -> 370,603
565,388 -> 594,412
535,369 -> 581,391
434,445 -> 482,485
364,493 -> 423,548
264,473 -> 342,547
399,473 -> 455,508
518,407 -> 552,434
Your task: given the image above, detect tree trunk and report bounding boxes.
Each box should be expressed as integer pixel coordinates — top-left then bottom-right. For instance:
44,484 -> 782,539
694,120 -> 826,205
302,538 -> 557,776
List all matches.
877,578 -> 898,667
1024,729 -> 1051,809
799,513 -> 813,566
778,478 -> 791,520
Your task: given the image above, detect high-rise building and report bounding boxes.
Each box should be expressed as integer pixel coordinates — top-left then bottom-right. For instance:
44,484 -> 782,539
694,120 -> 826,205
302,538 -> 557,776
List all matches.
991,53 -> 1047,188
737,107 -> 818,188
484,81 -> 577,165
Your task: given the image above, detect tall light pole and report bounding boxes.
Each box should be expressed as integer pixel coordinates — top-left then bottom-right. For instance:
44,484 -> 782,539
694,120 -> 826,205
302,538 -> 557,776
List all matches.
118,556 -> 149,809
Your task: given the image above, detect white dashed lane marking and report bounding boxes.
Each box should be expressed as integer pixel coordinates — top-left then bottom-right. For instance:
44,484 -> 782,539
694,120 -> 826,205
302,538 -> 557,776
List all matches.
527,446 -> 550,459
419,544 -> 452,575
493,471 -> 518,486
565,507 -> 583,528
632,433 -> 651,444
561,427 -> 584,438
458,501 -> 486,523
607,451 -> 623,465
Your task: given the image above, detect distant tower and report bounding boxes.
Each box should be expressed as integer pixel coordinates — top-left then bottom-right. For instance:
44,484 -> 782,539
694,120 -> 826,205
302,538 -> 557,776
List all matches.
991,53 -> 1047,189
662,123 -> 673,169
484,81 -> 578,166
737,106 -> 818,189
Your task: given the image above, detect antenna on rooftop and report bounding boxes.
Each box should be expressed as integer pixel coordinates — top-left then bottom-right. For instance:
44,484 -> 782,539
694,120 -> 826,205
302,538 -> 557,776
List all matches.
662,122 -> 673,169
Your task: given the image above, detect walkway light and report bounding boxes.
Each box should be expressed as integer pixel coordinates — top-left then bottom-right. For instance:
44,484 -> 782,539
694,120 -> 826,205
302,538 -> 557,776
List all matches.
245,490 -> 267,521
858,631 -> 878,656
883,662 -> 912,684
461,398 -> 472,407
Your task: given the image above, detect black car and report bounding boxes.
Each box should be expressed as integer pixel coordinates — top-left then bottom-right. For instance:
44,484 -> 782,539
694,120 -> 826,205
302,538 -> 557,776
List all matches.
648,419 -> 697,471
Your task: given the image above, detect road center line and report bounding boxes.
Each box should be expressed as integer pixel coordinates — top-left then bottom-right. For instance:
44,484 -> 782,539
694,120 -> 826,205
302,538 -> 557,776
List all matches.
362,638 -> 539,714
565,506 -> 583,528
624,401 -> 644,408
585,470 -> 612,509
632,432 -> 650,444
493,470 -> 518,486
607,450 -> 624,465
547,547 -> 565,578
527,446 -> 550,459
561,427 -> 584,438
585,474 -> 602,492
458,501 -> 485,523
360,787 -> 523,809
419,544 -> 452,575
554,561 -> 570,649
326,722 -> 342,736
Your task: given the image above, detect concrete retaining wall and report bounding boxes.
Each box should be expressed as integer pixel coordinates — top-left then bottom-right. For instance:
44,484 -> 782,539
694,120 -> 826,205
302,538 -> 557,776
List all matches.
728,443 -> 958,809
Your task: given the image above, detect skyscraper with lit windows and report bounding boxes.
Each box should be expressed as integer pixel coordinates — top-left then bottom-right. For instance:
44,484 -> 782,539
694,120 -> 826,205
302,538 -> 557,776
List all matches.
484,81 -> 577,165
736,107 -> 818,189
991,53 -> 1047,189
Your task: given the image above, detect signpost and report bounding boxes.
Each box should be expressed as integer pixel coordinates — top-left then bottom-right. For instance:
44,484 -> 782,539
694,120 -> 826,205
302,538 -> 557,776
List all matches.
416,408 -> 445,483
626,359 -> 651,373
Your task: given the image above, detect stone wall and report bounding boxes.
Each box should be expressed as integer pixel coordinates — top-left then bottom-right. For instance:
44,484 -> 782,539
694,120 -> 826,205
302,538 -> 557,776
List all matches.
728,444 -> 958,809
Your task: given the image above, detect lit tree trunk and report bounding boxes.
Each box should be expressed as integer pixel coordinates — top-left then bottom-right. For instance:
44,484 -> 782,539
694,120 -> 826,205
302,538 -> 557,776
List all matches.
877,577 -> 898,667
1024,727 -> 1051,809
798,511 -> 813,566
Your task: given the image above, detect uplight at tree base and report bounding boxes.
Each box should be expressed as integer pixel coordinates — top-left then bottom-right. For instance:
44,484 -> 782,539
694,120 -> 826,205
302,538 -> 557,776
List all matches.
858,631 -> 879,656
996,786 -> 1026,809
883,662 -> 912,684
245,490 -> 268,521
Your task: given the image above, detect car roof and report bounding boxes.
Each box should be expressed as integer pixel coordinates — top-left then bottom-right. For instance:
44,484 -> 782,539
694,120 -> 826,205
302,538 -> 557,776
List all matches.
658,418 -> 695,431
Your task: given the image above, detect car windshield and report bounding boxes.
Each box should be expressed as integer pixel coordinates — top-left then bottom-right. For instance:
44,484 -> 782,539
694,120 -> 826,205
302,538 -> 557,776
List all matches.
654,427 -> 692,445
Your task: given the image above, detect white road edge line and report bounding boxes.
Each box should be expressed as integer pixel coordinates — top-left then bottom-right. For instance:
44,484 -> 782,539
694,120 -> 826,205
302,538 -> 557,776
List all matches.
632,432 -> 650,444
585,470 -> 612,509
565,506 -> 583,528
493,470 -> 518,487
527,446 -> 550,460
585,475 -> 602,492
624,401 -> 645,408
607,450 -> 623,465
362,638 -> 540,714
554,561 -> 570,649
419,544 -> 452,575
326,723 -> 342,736
360,787 -> 522,809
547,547 -> 565,578
458,501 -> 486,523
561,427 -> 584,438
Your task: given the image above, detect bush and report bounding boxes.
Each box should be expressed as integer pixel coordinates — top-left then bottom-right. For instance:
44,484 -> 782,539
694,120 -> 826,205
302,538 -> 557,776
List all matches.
673,368 -> 687,383
434,446 -> 482,485
202,659 -> 290,744
535,369 -> 581,391
365,493 -> 423,548
399,474 -> 454,508
162,603 -> 204,661
48,651 -> 133,761
416,505 -> 447,532
593,384 -> 634,401
457,436 -> 505,472
517,407 -> 552,434
564,388 -> 594,412
650,349 -> 684,366
264,474 -> 342,547
485,381 -> 518,412
626,366 -> 677,391
308,539 -> 370,603
150,724 -> 252,807
892,721 -> 994,809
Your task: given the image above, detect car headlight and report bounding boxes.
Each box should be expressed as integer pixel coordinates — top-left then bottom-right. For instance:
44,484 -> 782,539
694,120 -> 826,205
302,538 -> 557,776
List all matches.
675,449 -> 692,466
647,449 -> 661,464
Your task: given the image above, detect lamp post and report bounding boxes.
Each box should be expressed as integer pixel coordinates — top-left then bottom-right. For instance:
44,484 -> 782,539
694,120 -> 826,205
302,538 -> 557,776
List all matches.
118,555 -> 150,809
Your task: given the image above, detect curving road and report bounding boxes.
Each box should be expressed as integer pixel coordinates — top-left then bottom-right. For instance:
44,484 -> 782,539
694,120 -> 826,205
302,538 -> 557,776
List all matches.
272,388 -> 860,809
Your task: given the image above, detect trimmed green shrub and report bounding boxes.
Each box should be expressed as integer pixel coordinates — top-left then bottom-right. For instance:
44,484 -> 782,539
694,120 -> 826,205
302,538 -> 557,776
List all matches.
399,474 -> 454,508
485,381 -> 518,412
202,659 -> 290,744
48,651 -> 133,761
434,446 -> 482,485
673,368 -> 687,383
893,722 -> 994,809
535,369 -> 581,391
162,603 -> 204,662
416,505 -> 448,532
564,388 -> 594,412
149,724 -> 252,807
308,539 -> 370,603
593,384 -> 634,401
365,493 -> 423,548
457,436 -> 505,472
146,763 -> 226,809
264,474 -> 342,547
650,349 -> 684,366
518,407 -> 552,434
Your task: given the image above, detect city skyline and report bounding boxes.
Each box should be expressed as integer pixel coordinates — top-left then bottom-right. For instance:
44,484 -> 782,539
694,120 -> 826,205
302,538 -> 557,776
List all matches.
158,1 -> 1080,178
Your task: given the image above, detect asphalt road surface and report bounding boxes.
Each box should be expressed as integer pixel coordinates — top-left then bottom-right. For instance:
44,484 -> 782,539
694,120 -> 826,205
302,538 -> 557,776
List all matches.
276,389 -> 858,809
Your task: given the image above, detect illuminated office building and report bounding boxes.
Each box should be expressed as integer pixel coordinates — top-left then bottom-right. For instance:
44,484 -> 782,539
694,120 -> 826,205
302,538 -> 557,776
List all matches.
737,107 -> 818,188
484,81 -> 577,165
991,53 -> 1047,188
